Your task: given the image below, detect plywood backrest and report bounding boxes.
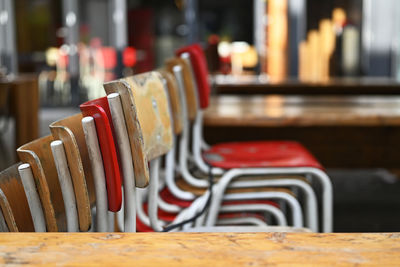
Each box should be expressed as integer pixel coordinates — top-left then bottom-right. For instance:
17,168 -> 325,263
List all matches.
49,113 -> 94,231
0,163 -> 34,232
158,69 -> 184,135
17,135 -> 66,232
104,71 -> 173,188
80,97 -> 123,212
165,57 -> 198,121
176,44 -> 211,109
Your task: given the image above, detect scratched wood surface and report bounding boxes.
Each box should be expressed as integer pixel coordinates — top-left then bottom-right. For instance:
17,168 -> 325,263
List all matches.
204,95 -> 400,127
17,136 -> 66,232
0,233 -> 399,265
104,72 -> 173,188
50,113 -> 95,231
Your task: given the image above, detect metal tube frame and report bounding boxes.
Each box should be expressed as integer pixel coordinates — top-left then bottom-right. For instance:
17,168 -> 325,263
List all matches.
107,93 -> 136,232
51,140 -> 79,232
82,116 -> 109,232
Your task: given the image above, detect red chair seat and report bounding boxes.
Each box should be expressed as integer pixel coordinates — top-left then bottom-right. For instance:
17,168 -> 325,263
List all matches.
136,188 -> 282,231
203,141 -> 323,170
160,187 -> 193,208
159,187 -> 280,209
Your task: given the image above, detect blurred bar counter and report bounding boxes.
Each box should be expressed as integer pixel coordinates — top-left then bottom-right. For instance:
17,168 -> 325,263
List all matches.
204,95 -> 400,173
214,75 -> 400,95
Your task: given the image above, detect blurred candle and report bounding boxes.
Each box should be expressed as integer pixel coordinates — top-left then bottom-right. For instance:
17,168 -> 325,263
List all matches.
298,41 -> 309,82
342,25 -> 360,76
308,30 -> 321,83
267,0 -> 288,81
319,19 -> 335,81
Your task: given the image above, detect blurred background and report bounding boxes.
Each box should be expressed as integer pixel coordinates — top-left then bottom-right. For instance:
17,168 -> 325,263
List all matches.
1,0 -> 400,107
2,0 -> 400,232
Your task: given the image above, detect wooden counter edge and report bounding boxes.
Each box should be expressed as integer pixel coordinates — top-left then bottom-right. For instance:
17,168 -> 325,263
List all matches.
0,232 -> 399,266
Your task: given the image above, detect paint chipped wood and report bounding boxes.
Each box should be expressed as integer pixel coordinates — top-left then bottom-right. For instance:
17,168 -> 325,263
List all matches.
104,72 -> 173,188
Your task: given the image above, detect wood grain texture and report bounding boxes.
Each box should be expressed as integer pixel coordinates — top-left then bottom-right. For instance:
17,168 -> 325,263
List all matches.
0,164 -> 32,232
159,69 -> 184,135
104,72 -> 173,188
165,57 -> 198,121
17,136 -> 66,232
0,233 -> 399,265
204,95 -> 400,127
50,113 -> 94,232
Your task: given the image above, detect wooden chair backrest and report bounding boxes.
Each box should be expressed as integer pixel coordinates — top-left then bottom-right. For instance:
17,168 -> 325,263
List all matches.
49,113 -> 94,231
158,69 -> 184,135
0,163 -> 33,232
104,71 -> 173,188
165,57 -> 198,121
17,135 -> 66,232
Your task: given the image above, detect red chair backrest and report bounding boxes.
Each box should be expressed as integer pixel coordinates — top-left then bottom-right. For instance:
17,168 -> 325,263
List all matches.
176,44 -> 211,109
80,97 -> 122,212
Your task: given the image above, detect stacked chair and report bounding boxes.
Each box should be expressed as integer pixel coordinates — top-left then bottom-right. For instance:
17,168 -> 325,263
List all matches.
174,45 -> 332,232
0,44 -> 333,233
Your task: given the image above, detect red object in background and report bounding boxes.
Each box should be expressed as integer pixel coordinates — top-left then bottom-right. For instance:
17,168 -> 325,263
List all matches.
208,34 -> 220,45
96,47 -> 117,69
58,50 -> 69,68
90,37 -> 103,49
176,44 -> 211,109
219,56 -> 231,75
205,34 -> 220,73
80,97 -> 123,212
123,47 -> 137,67
128,8 -> 155,72
204,141 -> 324,170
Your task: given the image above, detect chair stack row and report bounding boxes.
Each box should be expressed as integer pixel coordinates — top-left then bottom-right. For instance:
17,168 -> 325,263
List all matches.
0,44 -> 333,233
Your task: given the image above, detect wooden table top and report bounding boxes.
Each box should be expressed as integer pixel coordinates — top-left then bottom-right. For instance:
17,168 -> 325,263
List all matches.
204,95 -> 400,127
0,233 -> 399,265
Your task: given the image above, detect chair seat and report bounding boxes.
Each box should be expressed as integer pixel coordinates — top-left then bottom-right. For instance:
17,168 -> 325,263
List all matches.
203,141 -> 323,170
137,202 -> 273,232
136,212 -> 270,232
159,187 -> 280,209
